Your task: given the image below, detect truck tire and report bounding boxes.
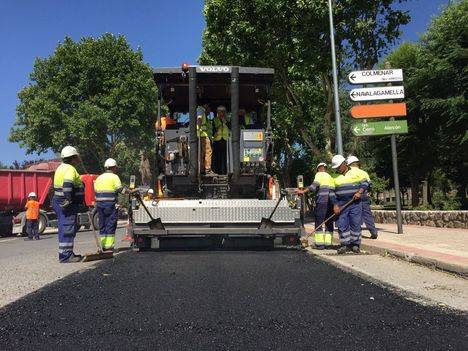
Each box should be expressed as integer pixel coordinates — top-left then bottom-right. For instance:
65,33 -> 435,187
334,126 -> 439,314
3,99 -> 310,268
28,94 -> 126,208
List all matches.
92,211 -> 100,231
38,213 -> 47,234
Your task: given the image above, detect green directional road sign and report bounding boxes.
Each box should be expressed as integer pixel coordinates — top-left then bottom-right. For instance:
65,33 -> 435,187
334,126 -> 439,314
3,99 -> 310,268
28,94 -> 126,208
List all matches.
351,120 -> 408,136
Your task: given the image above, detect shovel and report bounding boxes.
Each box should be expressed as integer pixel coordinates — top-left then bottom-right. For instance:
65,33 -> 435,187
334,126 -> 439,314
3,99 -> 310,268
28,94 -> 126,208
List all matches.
300,198 -> 355,248
82,209 -> 114,262
134,194 -> 165,230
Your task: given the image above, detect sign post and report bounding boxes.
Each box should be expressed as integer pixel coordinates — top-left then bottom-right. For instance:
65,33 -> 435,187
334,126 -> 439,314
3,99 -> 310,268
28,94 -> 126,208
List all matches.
385,63 -> 404,234
348,63 -> 405,234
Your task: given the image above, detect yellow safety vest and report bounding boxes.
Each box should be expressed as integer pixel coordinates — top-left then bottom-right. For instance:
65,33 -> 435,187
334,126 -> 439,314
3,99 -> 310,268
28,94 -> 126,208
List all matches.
94,172 -> 123,202
213,117 -> 230,141
330,168 -> 369,204
196,107 -> 212,138
53,163 -> 84,203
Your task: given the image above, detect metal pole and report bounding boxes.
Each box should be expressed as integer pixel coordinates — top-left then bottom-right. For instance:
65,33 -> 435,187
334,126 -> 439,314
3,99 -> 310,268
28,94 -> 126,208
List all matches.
328,0 -> 343,155
385,61 -> 403,234
188,66 -> 198,181
231,67 -> 240,179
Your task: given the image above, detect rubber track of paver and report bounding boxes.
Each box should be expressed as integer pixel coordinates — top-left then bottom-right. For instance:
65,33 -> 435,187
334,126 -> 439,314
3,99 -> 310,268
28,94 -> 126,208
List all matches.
0,251 -> 467,350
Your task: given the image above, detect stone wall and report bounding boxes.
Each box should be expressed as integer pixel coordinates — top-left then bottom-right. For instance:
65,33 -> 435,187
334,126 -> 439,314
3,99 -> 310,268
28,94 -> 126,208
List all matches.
372,210 -> 468,229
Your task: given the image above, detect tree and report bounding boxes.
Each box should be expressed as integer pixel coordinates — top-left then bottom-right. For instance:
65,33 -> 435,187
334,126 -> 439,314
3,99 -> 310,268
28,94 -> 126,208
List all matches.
10,34 -> 157,180
200,0 -> 409,185
381,0 -> 468,208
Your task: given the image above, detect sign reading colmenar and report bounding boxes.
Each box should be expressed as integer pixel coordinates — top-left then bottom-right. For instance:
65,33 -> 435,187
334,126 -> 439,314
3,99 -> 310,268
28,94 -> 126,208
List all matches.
348,69 -> 403,84
349,86 -> 405,102
351,120 -> 408,136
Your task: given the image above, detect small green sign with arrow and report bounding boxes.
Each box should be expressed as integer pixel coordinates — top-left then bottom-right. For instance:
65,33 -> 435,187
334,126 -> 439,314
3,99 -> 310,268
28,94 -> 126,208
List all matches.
351,120 -> 408,136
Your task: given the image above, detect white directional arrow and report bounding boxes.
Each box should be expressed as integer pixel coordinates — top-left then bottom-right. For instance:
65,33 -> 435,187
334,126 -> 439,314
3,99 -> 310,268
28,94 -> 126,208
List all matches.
348,69 -> 403,84
349,86 -> 405,102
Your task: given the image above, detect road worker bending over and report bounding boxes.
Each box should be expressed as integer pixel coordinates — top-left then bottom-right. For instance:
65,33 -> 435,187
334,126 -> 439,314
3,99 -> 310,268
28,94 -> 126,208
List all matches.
94,158 -> 135,252
329,154 -> 369,254
53,146 -> 85,263
347,156 -> 378,239
295,162 -> 335,249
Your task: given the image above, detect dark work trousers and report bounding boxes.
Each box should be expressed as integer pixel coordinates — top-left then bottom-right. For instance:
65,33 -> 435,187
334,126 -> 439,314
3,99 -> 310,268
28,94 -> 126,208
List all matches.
314,201 -> 334,233
336,201 -> 363,247
213,139 -> 227,175
27,219 -> 39,239
53,198 -> 78,262
96,202 -> 118,250
362,200 -> 378,235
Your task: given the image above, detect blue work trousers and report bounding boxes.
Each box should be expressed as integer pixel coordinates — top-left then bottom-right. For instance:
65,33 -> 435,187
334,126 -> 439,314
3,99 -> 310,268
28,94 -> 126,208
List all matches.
53,198 -> 78,262
96,202 -> 118,249
362,200 -> 377,235
336,201 -> 362,247
314,202 -> 334,233
27,219 -> 39,239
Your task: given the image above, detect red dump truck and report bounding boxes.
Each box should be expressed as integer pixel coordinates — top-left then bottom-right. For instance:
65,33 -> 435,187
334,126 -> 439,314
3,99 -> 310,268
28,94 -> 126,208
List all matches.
0,164 -> 97,237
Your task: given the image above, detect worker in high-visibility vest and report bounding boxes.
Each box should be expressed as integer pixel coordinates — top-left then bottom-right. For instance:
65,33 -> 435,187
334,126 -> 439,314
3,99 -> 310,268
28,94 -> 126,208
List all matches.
53,146 -> 85,263
143,188 -> 154,201
347,155 -> 378,239
197,103 -> 215,175
329,154 -> 369,254
239,109 -> 256,129
212,105 -> 230,174
94,158 -> 134,252
295,162 -> 335,249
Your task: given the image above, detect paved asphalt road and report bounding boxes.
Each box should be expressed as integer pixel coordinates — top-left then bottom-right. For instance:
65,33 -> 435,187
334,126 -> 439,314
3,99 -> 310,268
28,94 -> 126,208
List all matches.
1,250 -> 467,350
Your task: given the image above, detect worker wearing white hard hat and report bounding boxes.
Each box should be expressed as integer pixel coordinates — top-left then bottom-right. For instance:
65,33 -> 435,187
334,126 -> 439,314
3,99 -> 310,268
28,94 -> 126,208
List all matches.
296,162 -> 335,249
346,155 -> 360,166
143,188 -> 154,201
24,191 -> 40,240
347,156 -> 378,239
94,158 -> 135,251
329,154 -> 369,254
52,146 -> 85,262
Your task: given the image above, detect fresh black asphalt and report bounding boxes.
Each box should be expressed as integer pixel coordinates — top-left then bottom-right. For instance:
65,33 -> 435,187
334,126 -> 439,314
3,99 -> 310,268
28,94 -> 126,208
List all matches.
0,250 -> 467,350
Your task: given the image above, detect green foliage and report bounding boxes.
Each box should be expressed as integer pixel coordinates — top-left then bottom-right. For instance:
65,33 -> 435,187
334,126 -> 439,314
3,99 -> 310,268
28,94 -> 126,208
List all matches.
201,0 -> 409,185
10,34 -> 157,178
379,0 -> 468,209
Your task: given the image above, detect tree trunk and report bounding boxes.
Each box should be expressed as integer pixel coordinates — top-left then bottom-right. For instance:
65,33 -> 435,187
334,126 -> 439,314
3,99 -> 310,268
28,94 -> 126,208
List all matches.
410,177 -> 420,208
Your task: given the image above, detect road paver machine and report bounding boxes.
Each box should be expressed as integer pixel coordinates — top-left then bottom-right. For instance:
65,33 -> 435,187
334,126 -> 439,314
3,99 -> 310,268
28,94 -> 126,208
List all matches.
131,65 -> 303,249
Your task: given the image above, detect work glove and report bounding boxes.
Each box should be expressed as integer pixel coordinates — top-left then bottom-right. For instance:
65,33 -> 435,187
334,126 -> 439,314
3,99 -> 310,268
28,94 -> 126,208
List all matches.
60,199 -> 71,209
333,204 -> 341,216
353,192 -> 362,201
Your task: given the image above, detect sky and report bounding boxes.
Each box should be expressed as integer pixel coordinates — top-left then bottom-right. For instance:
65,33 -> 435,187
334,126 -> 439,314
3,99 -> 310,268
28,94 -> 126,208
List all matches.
0,0 -> 451,165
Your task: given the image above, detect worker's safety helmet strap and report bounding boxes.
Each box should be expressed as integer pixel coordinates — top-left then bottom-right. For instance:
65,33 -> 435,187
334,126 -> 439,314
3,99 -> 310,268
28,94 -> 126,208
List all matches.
28,192 -> 37,197
347,155 -> 359,166
104,158 -> 117,168
61,145 -> 79,159
331,154 -> 346,169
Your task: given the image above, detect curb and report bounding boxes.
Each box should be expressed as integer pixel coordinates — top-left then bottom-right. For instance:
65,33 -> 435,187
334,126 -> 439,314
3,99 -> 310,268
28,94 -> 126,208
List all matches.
359,242 -> 468,278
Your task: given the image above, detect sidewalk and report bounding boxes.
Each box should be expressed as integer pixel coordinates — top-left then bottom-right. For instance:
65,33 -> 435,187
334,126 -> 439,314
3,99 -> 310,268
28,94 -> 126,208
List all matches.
304,222 -> 468,277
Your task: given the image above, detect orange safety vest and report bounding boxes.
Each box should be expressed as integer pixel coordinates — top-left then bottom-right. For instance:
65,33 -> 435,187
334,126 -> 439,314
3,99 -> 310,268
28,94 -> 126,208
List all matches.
25,200 -> 40,220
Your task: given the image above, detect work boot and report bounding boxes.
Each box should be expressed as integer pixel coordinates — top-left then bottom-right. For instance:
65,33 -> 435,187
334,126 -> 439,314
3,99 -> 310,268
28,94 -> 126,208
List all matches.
63,255 -> 82,263
352,245 -> 361,254
337,246 -> 348,254
205,170 -> 217,176
315,245 -> 325,250
370,232 -> 378,239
